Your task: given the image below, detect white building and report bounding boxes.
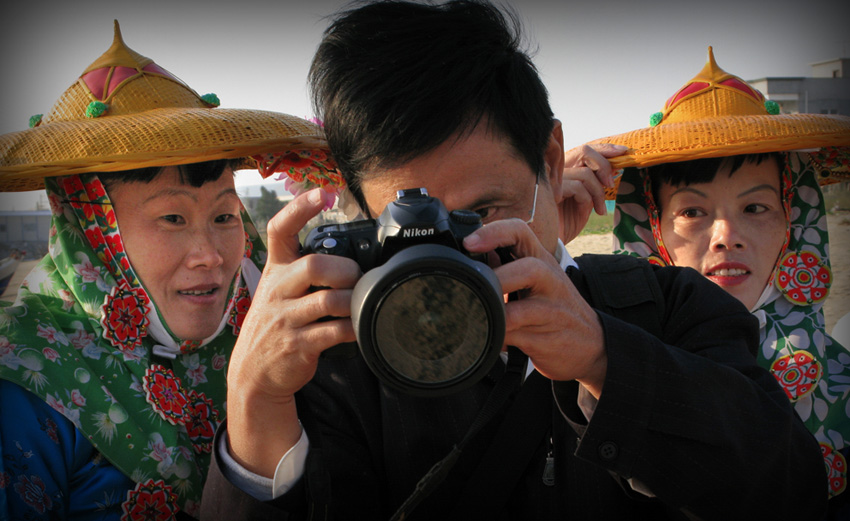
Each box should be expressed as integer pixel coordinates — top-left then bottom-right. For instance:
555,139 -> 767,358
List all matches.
749,58 -> 850,115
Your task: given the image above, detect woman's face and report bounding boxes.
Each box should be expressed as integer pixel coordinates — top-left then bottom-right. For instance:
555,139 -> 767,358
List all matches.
657,157 -> 786,310
108,166 -> 245,340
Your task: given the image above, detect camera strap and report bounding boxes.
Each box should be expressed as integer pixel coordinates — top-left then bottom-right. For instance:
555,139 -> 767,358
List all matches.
388,346 -> 528,521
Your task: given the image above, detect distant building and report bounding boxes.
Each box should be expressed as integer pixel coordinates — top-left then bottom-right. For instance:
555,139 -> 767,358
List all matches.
749,58 -> 850,115
0,210 -> 51,259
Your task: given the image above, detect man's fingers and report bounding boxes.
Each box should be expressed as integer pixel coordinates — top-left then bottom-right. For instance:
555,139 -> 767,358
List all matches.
266,189 -> 326,265
463,219 -> 551,265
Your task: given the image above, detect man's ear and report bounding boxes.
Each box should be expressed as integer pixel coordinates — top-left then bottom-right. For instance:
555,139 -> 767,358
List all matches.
544,119 -> 565,203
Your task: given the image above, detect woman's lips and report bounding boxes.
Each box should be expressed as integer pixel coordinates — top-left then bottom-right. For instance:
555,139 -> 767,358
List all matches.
177,285 -> 219,303
705,262 -> 751,287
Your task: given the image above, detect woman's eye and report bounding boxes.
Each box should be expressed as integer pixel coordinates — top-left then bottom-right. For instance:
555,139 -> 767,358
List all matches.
680,208 -> 705,218
744,204 -> 768,214
162,215 -> 184,224
215,214 -> 238,224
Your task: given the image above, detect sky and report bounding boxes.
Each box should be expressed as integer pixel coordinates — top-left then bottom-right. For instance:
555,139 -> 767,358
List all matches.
1,0 -> 848,210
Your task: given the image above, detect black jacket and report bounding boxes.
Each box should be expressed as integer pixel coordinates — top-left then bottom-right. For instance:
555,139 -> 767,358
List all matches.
201,255 -> 826,520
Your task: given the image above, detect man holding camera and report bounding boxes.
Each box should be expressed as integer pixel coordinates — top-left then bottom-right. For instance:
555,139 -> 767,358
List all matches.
201,1 -> 826,519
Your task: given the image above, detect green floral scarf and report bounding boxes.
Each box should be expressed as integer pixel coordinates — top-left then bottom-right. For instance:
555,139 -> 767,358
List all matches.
0,173 -> 266,517
613,149 -> 850,499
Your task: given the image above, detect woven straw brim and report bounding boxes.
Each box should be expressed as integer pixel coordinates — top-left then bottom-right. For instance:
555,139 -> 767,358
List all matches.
589,113 -> 850,170
0,108 -> 328,192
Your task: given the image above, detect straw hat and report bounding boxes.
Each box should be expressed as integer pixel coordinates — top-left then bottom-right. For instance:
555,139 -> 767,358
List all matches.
590,47 -> 850,185
0,20 -> 329,192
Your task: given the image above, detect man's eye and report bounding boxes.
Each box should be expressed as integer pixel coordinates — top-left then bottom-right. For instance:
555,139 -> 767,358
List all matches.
474,208 -> 495,221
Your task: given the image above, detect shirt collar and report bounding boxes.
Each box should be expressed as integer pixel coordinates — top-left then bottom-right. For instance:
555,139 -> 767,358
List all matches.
555,238 -> 578,271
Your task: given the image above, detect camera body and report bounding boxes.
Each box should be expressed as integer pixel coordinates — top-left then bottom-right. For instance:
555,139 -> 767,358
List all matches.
303,188 -> 506,396
304,188 -> 487,271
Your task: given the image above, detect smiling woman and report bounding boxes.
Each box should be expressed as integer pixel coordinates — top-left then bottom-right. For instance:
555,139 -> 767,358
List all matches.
596,48 -> 850,509
653,154 -> 788,311
103,163 -> 246,342
0,21 -> 336,521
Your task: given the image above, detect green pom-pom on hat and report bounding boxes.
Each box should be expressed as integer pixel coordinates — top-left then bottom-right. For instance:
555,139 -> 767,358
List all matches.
86,101 -> 108,118
28,114 -> 43,128
649,112 -> 663,127
764,100 -> 780,115
201,93 -> 220,107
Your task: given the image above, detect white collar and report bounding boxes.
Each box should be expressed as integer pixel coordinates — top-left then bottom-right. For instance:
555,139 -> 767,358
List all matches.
555,238 -> 578,271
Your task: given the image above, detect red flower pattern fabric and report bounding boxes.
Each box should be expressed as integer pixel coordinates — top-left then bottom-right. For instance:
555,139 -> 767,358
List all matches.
228,287 -> 251,335
144,365 -> 190,425
184,391 -> 220,453
823,443 -> 848,498
120,479 -> 179,521
770,351 -> 822,401
101,283 -> 151,351
775,251 -> 832,305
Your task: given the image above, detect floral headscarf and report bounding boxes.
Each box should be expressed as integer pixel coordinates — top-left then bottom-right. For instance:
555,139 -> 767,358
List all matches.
613,148 -> 850,498
0,172 -> 266,517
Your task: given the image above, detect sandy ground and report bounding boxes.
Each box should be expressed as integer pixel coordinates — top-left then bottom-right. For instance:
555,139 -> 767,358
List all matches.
566,213 -> 850,334
3,213 -> 848,334
1,258 -> 39,304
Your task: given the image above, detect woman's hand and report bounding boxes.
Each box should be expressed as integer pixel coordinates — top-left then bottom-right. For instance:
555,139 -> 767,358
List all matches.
558,143 -> 626,244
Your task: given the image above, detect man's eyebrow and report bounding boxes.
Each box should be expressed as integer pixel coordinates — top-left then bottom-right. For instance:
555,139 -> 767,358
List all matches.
462,195 -> 499,210
461,188 -> 510,210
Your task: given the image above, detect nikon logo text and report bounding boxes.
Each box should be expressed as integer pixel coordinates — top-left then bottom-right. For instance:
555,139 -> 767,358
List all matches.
402,228 -> 435,238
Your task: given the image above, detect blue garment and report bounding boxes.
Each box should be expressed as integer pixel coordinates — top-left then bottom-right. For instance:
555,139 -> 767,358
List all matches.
0,380 -> 134,520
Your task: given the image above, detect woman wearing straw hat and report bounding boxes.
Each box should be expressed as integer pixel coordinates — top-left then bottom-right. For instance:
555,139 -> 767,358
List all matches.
0,21 -> 339,520
576,47 -> 850,514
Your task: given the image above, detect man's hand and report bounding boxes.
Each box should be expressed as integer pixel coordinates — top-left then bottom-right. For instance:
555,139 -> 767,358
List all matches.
558,143 -> 626,244
226,189 -> 361,477
463,219 -> 607,397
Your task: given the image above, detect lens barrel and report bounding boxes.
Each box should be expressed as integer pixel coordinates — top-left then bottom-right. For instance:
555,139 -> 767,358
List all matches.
351,244 -> 505,396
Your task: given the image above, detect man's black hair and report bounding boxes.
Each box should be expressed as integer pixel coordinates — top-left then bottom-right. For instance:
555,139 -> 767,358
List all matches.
636,152 -> 785,210
100,158 -> 240,191
309,0 -> 554,214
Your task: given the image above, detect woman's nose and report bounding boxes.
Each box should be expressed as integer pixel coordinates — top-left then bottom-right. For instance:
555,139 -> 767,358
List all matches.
710,218 -> 745,250
186,231 -> 225,268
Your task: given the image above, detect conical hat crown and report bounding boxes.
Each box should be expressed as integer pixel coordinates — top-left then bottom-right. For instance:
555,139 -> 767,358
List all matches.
42,20 -> 209,124
587,46 -> 850,180
659,47 -> 767,125
0,20 -> 331,192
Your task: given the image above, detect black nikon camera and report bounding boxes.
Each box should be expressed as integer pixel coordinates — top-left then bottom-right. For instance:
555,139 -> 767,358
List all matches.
303,188 -> 506,396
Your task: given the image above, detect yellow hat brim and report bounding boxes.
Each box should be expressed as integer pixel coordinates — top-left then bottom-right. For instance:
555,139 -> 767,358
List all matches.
0,107 -> 328,191
589,113 -> 850,170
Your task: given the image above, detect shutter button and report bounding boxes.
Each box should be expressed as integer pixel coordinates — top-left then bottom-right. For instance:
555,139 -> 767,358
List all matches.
598,441 -> 619,461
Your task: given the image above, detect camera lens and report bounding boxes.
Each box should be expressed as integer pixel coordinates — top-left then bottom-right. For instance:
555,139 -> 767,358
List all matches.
375,273 -> 489,381
351,244 -> 505,396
